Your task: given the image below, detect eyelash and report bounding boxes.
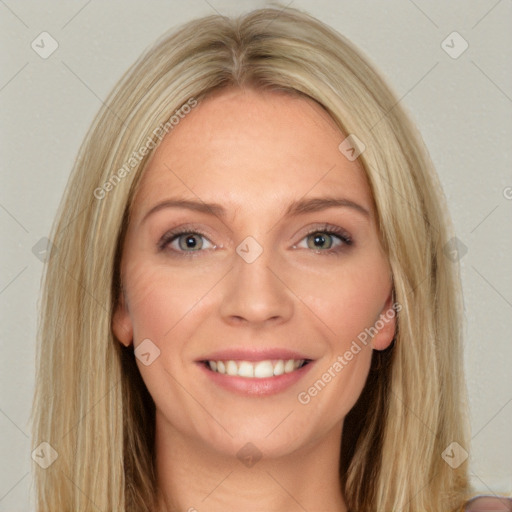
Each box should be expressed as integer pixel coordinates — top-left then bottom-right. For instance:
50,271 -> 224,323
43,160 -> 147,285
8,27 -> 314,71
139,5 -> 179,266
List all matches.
158,223 -> 353,257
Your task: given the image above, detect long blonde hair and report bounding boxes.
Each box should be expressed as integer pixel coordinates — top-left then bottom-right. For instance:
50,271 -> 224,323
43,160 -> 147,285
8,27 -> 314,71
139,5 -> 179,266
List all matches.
31,6 -> 470,511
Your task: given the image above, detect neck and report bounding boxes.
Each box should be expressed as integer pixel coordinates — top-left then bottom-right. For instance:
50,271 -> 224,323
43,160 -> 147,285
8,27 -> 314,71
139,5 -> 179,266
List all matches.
154,412 -> 347,512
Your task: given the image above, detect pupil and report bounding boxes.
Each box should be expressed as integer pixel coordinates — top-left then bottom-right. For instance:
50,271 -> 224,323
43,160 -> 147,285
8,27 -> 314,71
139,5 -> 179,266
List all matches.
180,234 -> 200,250
314,233 -> 326,247
309,232 -> 332,250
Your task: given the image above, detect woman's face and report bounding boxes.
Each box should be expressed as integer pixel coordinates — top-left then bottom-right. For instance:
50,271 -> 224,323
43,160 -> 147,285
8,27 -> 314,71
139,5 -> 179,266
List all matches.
113,87 -> 395,459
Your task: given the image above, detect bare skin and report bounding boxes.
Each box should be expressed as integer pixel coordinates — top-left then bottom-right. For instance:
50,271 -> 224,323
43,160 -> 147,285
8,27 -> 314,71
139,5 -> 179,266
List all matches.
113,87 -> 396,512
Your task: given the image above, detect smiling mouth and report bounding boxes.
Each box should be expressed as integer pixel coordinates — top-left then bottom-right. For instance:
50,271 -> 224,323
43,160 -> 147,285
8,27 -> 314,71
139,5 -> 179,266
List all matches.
202,359 -> 311,379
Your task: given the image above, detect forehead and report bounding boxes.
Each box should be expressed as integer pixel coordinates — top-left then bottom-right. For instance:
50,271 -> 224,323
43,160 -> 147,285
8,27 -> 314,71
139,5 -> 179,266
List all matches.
132,87 -> 372,219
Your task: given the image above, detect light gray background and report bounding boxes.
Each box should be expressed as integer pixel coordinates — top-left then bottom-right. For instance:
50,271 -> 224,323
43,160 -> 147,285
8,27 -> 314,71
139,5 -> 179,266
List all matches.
1,1 -> 511,509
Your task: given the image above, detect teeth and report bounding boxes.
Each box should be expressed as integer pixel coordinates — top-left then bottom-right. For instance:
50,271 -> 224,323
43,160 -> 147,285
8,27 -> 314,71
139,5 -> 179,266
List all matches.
254,361 -> 274,378
284,359 -> 296,373
226,360 -> 238,376
207,359 -> 306,378
273,360 -> 284,376
238,361 -> 254,378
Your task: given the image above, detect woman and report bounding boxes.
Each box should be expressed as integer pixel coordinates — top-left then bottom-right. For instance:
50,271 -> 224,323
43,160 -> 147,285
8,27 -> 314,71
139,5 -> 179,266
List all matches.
31,6 -> 509,512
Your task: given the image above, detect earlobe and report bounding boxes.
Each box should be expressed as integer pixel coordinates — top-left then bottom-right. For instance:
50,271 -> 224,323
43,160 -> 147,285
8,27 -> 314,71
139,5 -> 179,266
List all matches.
371,292 -> 398,351
112,293 -> 133,347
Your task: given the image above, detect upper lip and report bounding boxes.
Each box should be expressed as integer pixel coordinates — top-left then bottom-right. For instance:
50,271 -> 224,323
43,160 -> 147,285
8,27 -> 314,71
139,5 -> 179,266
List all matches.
197,348 -> 313,362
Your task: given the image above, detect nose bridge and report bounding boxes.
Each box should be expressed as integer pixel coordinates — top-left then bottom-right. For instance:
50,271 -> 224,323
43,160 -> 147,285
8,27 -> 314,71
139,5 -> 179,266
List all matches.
219,235 -> 293,324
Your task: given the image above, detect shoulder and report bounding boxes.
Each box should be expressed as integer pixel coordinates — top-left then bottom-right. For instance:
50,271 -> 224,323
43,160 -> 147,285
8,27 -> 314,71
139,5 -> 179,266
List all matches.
463,495 -> 512,511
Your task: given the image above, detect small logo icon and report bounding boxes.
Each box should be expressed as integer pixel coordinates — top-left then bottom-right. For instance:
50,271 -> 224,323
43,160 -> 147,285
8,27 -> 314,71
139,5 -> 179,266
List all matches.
441,441 -> 468,469
32,441 -> 58,469
236,442 -> 263,468
441,32 -> 468,59
32,237 -> 57,262
134,338 -> 161,366
338,134 -> 366,161
443,236 -> 468,262
31,32 -> 59,59
236,236 -> 263,264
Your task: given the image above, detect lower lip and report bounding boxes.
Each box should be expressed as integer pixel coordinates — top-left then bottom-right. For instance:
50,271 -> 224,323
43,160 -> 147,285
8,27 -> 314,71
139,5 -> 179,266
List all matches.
197,361 -> 315,396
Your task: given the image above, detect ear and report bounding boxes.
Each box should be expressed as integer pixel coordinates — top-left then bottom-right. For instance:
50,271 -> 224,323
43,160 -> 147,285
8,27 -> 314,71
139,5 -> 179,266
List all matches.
371,292 -> 398,351
112,291 -> 133,347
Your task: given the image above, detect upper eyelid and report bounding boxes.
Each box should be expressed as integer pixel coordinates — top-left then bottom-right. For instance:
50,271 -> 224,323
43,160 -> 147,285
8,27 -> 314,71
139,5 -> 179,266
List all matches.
295,226 -> 352,246
158,227 -> 213,251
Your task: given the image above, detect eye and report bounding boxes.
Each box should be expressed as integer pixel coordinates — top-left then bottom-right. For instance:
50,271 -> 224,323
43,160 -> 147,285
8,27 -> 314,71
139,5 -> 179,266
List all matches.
295,225 -> 353,253
157,224 -> 352,256
158,230 -> 215,253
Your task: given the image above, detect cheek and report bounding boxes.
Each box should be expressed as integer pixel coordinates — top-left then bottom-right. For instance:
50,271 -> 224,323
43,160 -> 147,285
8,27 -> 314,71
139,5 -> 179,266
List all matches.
289,255 -> 388,414
122,261 -> 221,433
292,256 -> 390,348
124,259 -> 217,342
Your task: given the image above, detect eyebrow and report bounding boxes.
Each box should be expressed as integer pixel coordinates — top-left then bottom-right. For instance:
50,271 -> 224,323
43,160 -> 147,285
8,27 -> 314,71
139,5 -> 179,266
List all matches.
142,196 -> 370,224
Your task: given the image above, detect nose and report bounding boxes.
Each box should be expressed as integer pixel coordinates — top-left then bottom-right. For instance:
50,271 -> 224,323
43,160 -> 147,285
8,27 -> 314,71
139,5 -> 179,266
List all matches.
219,243 -> 294,327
